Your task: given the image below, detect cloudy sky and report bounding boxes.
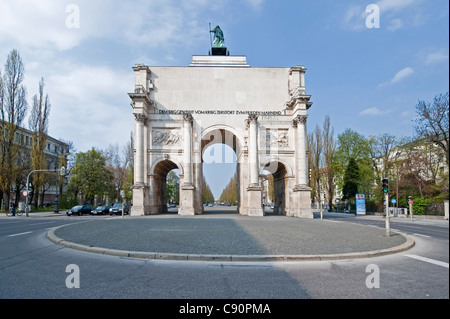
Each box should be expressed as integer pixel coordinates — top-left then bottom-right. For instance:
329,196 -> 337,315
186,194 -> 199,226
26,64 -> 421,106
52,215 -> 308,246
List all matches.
1,0 -> 448,198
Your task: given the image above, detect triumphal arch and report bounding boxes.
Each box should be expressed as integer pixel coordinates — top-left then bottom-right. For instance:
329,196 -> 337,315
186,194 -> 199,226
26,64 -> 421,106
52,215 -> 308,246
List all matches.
129,41 -> 313,218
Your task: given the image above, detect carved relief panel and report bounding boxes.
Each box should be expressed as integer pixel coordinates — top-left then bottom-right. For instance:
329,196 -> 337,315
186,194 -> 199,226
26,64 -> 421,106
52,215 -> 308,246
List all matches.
152,129 -> 181,147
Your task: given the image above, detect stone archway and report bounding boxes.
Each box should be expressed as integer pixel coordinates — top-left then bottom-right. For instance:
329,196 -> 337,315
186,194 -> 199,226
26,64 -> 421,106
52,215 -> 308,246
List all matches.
263,161 -> 290,215
149,158 -> 181,215
201,126 -> 242,213
128,56 -> 314,218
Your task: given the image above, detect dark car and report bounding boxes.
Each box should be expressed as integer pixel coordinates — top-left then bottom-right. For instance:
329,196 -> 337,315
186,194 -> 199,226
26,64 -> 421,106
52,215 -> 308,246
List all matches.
91,205 -> 110,215
66,205 -> 93,216
109,203 -> 129,215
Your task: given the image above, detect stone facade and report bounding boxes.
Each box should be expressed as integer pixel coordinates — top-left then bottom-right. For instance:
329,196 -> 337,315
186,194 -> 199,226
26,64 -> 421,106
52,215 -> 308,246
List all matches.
129,55 -> 313,218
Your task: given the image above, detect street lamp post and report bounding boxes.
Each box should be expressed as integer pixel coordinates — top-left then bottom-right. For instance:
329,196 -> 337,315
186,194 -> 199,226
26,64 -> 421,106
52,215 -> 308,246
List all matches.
25,167 -> 65,217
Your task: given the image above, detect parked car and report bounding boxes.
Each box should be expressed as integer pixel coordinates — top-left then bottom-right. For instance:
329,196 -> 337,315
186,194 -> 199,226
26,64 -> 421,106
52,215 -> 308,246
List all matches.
66,205 -> 93,216
109,203 -> 130,215
91,205 -> 110,215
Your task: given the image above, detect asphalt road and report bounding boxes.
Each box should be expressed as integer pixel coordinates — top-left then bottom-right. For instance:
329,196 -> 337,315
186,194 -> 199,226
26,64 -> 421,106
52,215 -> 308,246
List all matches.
0,208 -> 448,308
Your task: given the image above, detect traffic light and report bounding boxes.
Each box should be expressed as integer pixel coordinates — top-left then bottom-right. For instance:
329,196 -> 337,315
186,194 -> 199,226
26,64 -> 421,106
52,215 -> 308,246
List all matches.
382,178 -> 389,193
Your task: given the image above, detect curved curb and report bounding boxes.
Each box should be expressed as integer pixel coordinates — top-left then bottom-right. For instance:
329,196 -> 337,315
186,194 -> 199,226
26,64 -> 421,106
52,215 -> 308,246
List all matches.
46,225 -> 415,262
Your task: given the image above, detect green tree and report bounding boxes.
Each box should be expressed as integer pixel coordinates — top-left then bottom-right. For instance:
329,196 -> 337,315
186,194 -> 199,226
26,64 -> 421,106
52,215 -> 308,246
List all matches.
342,157 -> 360,202
202,176 -> 215,203
335,129 -> 374,197
219,170 -> 238,204
68,148 -> 113,204
166,170 -> 179,204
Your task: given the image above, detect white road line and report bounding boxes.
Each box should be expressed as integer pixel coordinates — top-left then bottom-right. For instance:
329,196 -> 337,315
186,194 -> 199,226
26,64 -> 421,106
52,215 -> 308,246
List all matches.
7,231 -> 33,237
411,233 -> 431,238
404,254 -> 449,268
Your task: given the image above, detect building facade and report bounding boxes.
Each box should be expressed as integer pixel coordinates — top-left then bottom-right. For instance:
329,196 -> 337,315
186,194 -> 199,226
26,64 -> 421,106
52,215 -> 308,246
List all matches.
0,120 -> 69,208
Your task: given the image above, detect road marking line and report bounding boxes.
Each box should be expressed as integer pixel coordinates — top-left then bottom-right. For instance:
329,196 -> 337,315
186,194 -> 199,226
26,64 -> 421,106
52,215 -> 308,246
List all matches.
7,231 -> 33,237
404,254 -> 449,268
411,233 -> 431,238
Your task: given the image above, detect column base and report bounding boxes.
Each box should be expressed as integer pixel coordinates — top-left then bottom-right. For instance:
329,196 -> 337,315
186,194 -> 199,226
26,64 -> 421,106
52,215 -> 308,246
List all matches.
179,185 -> 196,215
131,185 -> 149,216
241,186 -> 264,216
288,185 -> 313,218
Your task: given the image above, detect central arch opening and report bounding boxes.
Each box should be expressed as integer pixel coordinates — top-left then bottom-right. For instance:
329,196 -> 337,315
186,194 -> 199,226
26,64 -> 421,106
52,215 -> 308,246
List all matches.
201,128 -> 241,214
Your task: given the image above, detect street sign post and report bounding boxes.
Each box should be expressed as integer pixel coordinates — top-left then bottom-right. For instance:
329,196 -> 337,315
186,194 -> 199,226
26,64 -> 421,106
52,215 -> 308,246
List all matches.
25,167 -> 65,217
356,194 -> 366,215
408,197 -> 413,221
385,192 -> 390,237
120,190 -> 125,217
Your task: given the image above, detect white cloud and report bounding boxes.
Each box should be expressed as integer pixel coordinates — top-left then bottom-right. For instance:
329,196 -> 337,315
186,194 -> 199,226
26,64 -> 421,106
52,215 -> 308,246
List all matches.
42,62 -> 134,152
387,18 -> 403,31
0,0 -> 214,53
343,0 -> 423,31
359,107 -> 392,116
376,0 -> 421,12
0,0 -> 80,51
378,67 -> 414,87
425,49 -> 449,64
343,5 -> 367,31
246,0 -> 265,11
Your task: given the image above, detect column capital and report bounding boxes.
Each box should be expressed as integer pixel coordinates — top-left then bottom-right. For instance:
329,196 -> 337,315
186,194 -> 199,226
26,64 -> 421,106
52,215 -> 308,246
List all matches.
292,114 -> 308,128
183,113 -> 193,123
246,114 -> 259,128
134,113 -> 147,123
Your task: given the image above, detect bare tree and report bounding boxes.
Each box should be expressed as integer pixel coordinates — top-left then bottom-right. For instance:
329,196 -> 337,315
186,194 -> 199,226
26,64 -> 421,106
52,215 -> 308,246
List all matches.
371,133 -> 399,178
103,143 -> 131,202
29,77 -> 51,208
321,115 -> 336,210
414,92 -> 449,167
0,49 -> 28,209
308,124 -> 323,206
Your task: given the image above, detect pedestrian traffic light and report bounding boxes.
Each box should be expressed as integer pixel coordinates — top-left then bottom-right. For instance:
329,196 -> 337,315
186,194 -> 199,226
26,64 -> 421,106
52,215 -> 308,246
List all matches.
382,178 -> 389,193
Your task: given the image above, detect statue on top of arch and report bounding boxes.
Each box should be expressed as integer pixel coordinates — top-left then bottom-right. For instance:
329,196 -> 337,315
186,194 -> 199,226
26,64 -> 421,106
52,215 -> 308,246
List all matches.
210,25 -> 225,48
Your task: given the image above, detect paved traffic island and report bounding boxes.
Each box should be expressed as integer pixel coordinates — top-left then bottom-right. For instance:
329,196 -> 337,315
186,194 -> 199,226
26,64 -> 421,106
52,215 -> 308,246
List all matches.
47,215 -> 414,262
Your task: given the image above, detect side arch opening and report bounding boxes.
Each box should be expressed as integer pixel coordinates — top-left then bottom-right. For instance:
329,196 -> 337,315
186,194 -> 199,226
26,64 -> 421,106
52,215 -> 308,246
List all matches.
263,161 -> 288,216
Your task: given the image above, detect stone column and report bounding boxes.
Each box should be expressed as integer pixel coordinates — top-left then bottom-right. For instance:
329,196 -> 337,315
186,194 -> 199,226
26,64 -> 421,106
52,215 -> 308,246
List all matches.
248,114 -> 259,186
131,113 -> 148,216
134,113 -> 146,186
179,113 -> 195,215
294,114 -> 308,187
291,114 -> 313,218
245,114 -> 263,216
182,113 -> 193,187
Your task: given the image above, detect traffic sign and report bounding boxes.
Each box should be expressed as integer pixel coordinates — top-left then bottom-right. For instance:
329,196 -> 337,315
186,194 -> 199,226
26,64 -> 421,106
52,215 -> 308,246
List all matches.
23,191 -> 28,197
408,200 -> 413,205
391,199 -> 396,204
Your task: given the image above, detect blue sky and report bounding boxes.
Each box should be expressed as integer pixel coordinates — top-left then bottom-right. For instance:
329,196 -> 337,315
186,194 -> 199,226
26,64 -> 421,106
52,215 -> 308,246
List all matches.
1,0 -> 448,199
